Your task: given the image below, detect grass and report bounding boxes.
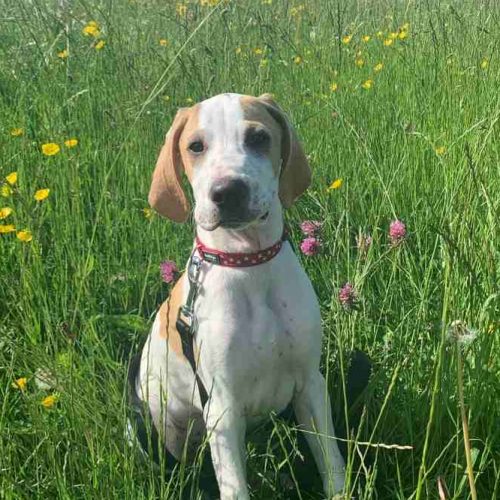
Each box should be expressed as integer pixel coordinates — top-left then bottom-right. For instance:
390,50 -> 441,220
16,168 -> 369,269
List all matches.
1,0 -> 499,498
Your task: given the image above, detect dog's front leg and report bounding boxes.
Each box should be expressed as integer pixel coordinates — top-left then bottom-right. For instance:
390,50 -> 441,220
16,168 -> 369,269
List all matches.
204,400 -> 249,500
293,371 -> 346,497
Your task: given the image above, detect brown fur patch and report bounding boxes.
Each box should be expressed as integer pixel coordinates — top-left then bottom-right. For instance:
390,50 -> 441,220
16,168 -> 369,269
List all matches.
240,95 -> 283,176
177,106 -> 201,181
148,106 -> 199,221
157,273 -> 185,358
246,94 -> 311,208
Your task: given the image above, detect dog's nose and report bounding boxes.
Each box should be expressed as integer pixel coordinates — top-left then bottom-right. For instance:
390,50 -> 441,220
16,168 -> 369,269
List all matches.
210,178 -> 249,213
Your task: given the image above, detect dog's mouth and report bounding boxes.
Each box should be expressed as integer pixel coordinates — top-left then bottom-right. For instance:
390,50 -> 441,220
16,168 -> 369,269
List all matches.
200,211 -> 270,232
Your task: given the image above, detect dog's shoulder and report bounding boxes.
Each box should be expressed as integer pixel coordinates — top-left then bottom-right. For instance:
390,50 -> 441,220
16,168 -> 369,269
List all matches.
155,273 -> 186,358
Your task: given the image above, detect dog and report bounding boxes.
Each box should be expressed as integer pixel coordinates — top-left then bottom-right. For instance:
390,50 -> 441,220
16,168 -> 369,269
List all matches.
132,93 -> 346,499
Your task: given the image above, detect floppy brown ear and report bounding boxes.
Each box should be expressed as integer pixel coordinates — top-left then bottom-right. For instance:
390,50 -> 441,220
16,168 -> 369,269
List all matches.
148,108 -> 190,222
258,93 -> 311,208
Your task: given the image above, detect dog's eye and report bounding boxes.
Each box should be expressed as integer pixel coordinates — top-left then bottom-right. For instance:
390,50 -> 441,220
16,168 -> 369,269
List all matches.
188,140 -> 205,154
245,128 -> 270,150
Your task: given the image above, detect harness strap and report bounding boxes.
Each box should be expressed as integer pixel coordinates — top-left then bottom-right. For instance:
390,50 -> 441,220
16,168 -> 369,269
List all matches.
175,254 -> 210,408
176,315 -> 210,408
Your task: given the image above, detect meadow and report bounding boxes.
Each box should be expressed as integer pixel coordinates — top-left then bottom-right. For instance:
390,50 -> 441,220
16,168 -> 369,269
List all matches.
1,0 -> 499,498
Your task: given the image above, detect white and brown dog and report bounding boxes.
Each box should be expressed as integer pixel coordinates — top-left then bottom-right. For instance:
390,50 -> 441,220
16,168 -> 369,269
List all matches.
133,93 -> 345,498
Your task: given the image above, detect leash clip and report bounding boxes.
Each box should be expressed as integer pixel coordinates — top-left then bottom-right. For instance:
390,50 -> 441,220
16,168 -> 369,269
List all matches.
175,250 -> 210,407
177,254 -> 202,334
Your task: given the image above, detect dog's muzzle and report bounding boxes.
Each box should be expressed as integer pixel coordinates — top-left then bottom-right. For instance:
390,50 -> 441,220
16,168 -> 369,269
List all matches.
209,176 -> 251,228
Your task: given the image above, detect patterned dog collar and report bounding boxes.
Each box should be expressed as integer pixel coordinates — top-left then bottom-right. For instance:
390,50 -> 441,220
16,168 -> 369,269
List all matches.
195,229 -> 288,267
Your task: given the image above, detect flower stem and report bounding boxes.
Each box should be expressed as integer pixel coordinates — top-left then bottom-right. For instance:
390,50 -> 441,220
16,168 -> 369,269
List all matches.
456,343 -> 477,500
415,248 -> 450,500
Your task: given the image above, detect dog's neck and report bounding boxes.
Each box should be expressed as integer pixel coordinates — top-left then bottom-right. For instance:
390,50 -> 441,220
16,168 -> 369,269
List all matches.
195,198 -> 284,254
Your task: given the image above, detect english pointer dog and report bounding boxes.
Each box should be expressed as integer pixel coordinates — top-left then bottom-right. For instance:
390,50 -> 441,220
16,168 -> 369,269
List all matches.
131,93 -> 346,499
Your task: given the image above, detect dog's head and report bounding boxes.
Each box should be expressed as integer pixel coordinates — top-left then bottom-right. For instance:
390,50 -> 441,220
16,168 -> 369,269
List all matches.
148,93 -> 311,230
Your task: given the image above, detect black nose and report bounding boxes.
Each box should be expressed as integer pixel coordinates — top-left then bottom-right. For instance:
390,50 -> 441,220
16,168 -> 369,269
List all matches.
210,177 -> 249,213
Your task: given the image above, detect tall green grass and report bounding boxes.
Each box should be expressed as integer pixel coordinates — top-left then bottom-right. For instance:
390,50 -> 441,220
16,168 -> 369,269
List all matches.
1,0 -> 499,498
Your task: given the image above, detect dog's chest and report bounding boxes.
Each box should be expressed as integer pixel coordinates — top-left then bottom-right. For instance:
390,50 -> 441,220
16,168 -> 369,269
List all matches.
195,246 -> 322,419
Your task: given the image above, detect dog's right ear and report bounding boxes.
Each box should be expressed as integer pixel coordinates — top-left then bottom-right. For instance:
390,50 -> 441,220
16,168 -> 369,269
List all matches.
148,108 -> 191,222
258,93 -> 311,208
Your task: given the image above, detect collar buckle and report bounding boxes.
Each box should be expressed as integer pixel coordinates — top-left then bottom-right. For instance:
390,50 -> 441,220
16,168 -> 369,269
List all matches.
200,251 -> 220,265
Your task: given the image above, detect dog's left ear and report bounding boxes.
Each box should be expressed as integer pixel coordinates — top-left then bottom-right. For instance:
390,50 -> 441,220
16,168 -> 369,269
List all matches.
258,93 -> 311,208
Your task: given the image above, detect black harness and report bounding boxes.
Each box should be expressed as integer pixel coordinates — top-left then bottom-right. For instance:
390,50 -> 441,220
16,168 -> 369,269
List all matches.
175,254 -> 210,408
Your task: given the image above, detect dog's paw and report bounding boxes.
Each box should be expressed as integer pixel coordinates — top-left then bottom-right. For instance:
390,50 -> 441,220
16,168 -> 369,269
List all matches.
324,472 -> 346,499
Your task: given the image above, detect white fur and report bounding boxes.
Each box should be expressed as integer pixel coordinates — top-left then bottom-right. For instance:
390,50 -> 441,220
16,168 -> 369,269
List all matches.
193,93 -> 277,233
138,94 -> 345,499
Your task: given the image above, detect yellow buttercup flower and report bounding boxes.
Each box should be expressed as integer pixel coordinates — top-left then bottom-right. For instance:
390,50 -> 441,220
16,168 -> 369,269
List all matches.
253,47 -> 263,55
95,40 -> 106,50
34,189 -> 50,202
328,178 -> 343,190
64,138 -> 78,148
401,22 -> 410,31
82,23 -> 100,37
159,39 -> 168,46
362,35 -> 370,42
480,59 -> 489,69
57,49 -> 69,59
293,55 -> 302,65
12,377 -> 27,391
142,207 -> 153,219
342,34 -> 352,44
1,185 -> 12,197
0,224 -> 16,234
355,57 -> 364,67
6,172 -> 17,185
0,207 -> 13,219
10,127 -> 24,137
361,79 -> 374,90
398,30 -> 408,40
388,31 -> 398,40
435,146 -> 446,156
290,5 -> 305,17
330,82 -> 338,92
374,62 -> 383,72
41,394 -> 57,408
376,30 -> 383,38
41,143 -> 60,156
384,38 -> 394,47
17,229 -> 32,242
176,3 -> 187,16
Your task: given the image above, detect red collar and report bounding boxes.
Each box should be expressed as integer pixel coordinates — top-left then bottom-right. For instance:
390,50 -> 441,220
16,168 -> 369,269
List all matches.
195,230 -> 288,267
